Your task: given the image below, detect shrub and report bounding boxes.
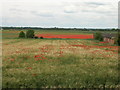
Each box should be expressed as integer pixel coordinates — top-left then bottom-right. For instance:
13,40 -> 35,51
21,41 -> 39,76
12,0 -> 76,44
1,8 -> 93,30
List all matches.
40,36 -> 43,39
34,36 -> 38,39
26,30 -> 35,38
117,33 -> 120,46
114,33 -> 120,46
94,32 -> 103,41
19,31 -> 25,38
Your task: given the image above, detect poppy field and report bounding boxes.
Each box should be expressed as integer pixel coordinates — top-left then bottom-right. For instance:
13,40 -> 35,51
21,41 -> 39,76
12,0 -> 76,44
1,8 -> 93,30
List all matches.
36,34 -> 94,39
2,30 -> 120,88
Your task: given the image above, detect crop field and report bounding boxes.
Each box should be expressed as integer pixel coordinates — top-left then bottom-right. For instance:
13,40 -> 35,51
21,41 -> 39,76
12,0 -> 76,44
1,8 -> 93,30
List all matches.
2,30 -> 117,38
2,30 -> 120,88
36,34 -> 94,39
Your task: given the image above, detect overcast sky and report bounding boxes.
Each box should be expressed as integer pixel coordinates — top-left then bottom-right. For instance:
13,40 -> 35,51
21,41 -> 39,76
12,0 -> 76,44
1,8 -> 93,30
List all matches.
1,0 -> 119,28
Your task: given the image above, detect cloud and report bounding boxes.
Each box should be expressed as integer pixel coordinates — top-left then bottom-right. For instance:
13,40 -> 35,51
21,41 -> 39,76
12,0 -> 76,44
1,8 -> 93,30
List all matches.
9,8 -> 27,12
85,2 -> 107,6
82,6 -> 117,16
2,1 -> 118,28
30,11 -> 54,17
62,2 -> 109,14
63,5 -> 77,13
79,2 -> 117,16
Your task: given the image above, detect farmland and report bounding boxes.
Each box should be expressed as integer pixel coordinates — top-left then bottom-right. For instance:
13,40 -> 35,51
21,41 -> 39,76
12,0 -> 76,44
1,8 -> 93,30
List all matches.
2,30 -> 120,88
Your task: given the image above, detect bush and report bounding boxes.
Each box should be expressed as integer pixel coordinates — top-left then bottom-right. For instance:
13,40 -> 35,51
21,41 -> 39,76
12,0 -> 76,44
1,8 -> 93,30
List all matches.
94,32 -> 103,41
40,37 -> 43,39
19,31 -> 25,38
34,36 -> 38,39
26,30 -> 35,38
114,33 -> 120,46
117,33 -> 120,46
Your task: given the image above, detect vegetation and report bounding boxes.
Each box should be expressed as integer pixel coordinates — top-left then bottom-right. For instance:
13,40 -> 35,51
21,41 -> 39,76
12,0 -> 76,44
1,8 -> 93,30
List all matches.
2,30 -> 119,88
2,38 -> 119,88
19,31 -> 25,38
114,33 -> 120,46
117,33 -> 120,46
34,36 -> 38,39
94,32 -> 103,41
40,36 -> 43,39
2,26 -> 119,31
26,30 -> 35,38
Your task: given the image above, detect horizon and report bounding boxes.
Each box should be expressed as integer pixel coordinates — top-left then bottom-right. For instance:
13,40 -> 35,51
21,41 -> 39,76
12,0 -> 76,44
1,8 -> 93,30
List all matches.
1,26 -> 118,29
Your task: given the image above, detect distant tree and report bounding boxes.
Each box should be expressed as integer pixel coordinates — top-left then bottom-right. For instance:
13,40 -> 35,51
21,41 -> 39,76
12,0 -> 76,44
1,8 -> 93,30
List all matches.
40,36 -> 43,39
94,32 -> 103,41
34,36 -> 38,39
111,28 -> 115,31
26,30 -> 34,38
117,33 -> 120,46
19,31 -> 25,38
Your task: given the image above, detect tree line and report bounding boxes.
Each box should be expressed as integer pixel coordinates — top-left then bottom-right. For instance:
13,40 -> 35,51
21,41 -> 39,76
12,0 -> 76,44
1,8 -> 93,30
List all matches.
1,27 -> 119,31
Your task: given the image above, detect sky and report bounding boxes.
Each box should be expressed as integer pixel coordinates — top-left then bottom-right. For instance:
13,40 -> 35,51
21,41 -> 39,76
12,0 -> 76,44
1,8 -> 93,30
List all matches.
1,0 -> 119,28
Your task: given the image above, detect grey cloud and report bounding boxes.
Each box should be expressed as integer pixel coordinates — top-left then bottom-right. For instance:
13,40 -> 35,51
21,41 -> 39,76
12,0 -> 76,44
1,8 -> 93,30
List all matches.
3,1 -> 117,28
30,11 -> 54,17
62,2 -> 107,14
64,10 -> 76,13
82,9 -> 108,13
81,8 -> 116,16
9,8 -> 27,12
80,2 -> 116,16
85,2 -> 107,6
63,5 -> 77,14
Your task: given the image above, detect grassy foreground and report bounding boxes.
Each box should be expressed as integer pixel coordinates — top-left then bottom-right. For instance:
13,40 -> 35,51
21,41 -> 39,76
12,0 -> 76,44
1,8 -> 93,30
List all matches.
2,38 -> 119,88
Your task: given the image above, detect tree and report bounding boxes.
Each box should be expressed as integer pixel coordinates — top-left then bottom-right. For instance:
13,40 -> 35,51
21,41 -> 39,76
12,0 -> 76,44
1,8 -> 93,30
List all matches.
40,36 -> 43,39
26,30 -> 34,38
19,31 -> 25,38
34,36 -> 38,39
117,33 -> 120,46
94,32 -> 103,41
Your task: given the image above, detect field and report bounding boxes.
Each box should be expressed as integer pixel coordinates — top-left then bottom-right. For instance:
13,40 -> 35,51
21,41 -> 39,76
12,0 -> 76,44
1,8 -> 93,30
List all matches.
2,30 -> 120,88
36,34 -> 94,39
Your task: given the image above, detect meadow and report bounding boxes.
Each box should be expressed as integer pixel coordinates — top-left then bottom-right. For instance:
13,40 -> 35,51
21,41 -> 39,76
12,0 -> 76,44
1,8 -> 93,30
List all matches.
2,30 -> 120,88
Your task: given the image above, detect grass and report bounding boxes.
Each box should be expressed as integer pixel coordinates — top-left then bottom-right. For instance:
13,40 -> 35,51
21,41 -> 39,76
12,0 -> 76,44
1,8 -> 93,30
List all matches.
2,30 -> 120,88
2,38 -> 119,88
2,29 -> 118,39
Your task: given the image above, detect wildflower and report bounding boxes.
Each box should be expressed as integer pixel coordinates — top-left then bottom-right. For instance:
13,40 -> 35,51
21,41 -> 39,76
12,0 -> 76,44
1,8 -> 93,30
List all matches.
32,74 -> 37,76
34,54 -> 47,61
35,58 -> 43,61
26,67 -> 32,70
40,54 -> 44,55
41,57 -> 46,59
10,58 -> 15,61
59,51 -> 63,54
34,55 -> 41,58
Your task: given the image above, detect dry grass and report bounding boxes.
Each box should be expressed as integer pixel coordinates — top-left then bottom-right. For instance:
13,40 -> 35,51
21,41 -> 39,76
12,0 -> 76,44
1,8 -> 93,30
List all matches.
2,38 -> 119,88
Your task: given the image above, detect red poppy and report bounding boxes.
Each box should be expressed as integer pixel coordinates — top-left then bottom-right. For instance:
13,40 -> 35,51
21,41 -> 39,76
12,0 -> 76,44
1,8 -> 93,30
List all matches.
26,67 -> 32,70
59,51 -> 63,54
32,74 -> 37,76
34,55 -> 41,58
34,54 -> 47,61
41,57 -> 46,59
10,59 -> 15,61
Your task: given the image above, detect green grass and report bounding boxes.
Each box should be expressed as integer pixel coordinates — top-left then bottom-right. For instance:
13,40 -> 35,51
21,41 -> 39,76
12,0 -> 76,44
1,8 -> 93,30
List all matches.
2,29 -> 118,39
3,53 -> 119,88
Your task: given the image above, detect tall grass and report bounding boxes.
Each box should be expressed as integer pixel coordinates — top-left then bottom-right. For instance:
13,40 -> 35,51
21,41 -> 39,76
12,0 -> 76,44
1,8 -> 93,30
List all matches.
2,38 -> 119,88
